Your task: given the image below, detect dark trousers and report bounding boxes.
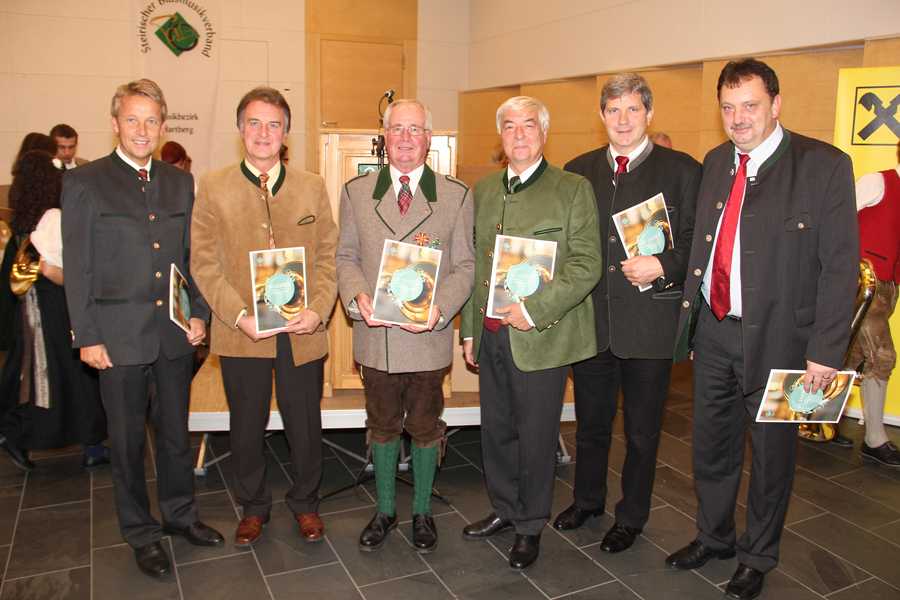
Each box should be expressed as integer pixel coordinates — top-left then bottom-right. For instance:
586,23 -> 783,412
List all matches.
692,304 -> 798,573
571,348 -> 672,529
220,334 -> 323,518
478,325 -> 568,535
99,351 -> 197,549
361,366 -> 446,447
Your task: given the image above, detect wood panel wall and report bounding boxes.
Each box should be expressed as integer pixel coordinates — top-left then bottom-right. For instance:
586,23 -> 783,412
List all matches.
458,39 -> 899,173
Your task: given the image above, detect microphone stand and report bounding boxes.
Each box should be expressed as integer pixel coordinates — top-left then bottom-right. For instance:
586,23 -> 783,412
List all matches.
372,91 -> 394,168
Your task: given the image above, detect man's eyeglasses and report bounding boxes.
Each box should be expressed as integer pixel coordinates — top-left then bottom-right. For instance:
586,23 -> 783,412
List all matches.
386,125 -> 428,137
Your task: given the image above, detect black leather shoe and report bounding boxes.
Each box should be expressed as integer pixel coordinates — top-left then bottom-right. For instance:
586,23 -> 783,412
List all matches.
134,541 -> 170,578
860,441 -> 900,467
665,539 -> 736,569
164,521 -> 225,546
829,428 -> 854,448
412,513 -> 437,553
359,512 -> 398,551
81,447 -> 111,469
600,522 -> 642,553
509,533 -> 540,570
553,503 -> 605,531
0,435 -> 34,472
462,512 -> 512,540
725,564 -> 765,600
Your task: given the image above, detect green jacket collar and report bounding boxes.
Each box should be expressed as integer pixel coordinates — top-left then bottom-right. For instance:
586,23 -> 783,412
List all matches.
502,157 -> 548,193
241,161 -> 286,196
372,164 -> 437,202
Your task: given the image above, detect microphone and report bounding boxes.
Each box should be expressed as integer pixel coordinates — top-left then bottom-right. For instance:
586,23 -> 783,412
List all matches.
384,89 -> 395,98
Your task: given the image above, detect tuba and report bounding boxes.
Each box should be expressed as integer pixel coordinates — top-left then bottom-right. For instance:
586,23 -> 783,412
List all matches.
9,236 -> 43,297
797,258 -> 877,442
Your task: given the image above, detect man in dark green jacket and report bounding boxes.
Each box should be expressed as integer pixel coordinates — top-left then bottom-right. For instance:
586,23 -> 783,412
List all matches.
460,96 -> 602,571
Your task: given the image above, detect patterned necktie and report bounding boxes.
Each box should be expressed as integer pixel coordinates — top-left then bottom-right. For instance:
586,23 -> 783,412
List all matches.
138,168 -> 148,181
259,173 -> 275,249
398,175 -> 412,217
615,156 -> 629,175
710,153 -> 751,320
508,175 -> 521,194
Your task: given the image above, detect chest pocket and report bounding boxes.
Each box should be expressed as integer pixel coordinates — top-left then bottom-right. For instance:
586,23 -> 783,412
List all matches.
784,212 -> 810,232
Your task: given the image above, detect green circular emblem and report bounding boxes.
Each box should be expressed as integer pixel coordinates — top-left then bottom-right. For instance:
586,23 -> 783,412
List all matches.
388,269 -> 423,302
637,226 -> 665,255
265,273 -> 295,306
179,287 -> 190,318
506,263 -> 540,297
787,385 -> 824,414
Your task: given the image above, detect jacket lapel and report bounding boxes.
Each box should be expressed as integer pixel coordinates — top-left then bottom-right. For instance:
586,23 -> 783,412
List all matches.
372,165 -> 437,243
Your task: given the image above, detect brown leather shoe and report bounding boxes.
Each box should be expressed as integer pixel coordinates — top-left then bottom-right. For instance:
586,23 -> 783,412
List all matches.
235,514 -> 270,547
297,513 -> 324,542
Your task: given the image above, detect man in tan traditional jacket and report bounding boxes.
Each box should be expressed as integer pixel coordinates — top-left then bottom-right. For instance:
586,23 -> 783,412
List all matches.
191,87 -> 338,547
335,99 -> 475,553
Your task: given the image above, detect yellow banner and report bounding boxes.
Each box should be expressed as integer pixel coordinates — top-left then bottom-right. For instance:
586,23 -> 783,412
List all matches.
834,66 -> 900,425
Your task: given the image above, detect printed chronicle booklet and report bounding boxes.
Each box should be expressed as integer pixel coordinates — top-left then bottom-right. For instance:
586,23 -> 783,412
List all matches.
250,247 -> 307,334
372,239 -> 442,326
755,369 -> 856,424
486,235 -> 557,319
611,192 -> 674,292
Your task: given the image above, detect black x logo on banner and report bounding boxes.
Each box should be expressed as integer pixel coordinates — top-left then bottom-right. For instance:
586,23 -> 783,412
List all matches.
857,92 -> 900,140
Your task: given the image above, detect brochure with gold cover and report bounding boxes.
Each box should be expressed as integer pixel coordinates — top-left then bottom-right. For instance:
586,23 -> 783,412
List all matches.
250,247 -> 307,334
169,263 -> 191,333
372,240 -> 442,326
487,235 -> 557,319
755,369 -> 856,423
612,192 -> 674,292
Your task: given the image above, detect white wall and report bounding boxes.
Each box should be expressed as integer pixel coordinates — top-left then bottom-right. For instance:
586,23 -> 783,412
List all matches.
467,0 -> 900,90
417,0 -> 469,131
0,0 -> 306,185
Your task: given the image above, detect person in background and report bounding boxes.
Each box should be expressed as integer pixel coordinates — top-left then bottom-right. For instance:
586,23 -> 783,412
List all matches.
490,143 -> 508,167
0,150 -> 108,472
161,141 -> 189,170
50,124 -> 89,170
279,144 -> 289,165
842,138 -> 900,467
649,132 -> 672,149
12,134 -> 57,173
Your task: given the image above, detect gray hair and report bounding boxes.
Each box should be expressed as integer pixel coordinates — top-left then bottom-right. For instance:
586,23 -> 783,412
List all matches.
600,73 -> 653,112
237,86 -> 291,132
111,79 -> 167,121
496,96 -> 550,134
383,99 -> 433,131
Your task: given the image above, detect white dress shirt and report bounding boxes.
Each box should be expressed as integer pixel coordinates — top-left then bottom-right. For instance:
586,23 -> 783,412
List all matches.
701,123 -> 784,318
856,164 -> 900,211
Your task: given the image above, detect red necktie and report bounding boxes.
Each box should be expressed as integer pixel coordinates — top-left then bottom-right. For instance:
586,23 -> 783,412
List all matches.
398,175 -> 412,217
615,155 -> 629,175
710,154 -> 750,320
259,173 -> 275,249
138,168 -> 148,181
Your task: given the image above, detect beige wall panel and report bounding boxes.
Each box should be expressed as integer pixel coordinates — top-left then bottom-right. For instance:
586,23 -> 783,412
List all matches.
8,14 -> 132,77
699,130 -> 730,160
700,59 -> 729,134
457,165 -> 502,189
864,37 -> 900,67
306,0 -> 416,38
459,88 -> 520,138
543,133 -> 596,168
460,133 -> 504,167
6,0 -> 129,20
520,79 -> 596,134
419,88 -> 461,131
635,67 -> 704,133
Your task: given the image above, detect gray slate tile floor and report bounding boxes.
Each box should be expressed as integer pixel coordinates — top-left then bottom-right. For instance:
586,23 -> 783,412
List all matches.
1,361 -> 899,599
